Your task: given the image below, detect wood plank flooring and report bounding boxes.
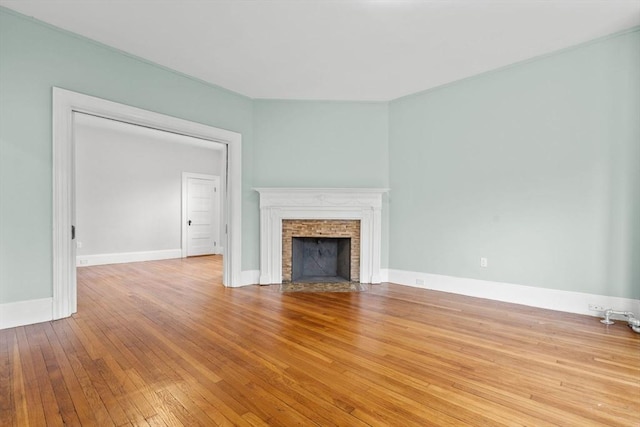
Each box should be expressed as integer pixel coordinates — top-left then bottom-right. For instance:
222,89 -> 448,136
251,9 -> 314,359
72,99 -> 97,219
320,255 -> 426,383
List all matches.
1,255 -> 639,426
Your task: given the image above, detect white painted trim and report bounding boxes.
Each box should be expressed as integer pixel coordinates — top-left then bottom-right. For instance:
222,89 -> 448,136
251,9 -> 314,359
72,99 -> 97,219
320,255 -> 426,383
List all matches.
379,268 -> 389,283
53,87 -> 242,321
77,249 -> 182,267
387,269 -> 640,317
181,172 -> 222,258
240,270 -> 261,287
255,188 -> 389,285
0,298 -> 53,330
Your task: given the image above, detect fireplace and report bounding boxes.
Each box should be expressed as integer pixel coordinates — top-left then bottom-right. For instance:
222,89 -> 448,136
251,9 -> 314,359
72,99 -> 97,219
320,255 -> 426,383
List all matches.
282,219 -> 360,283
255,188 -> 388,284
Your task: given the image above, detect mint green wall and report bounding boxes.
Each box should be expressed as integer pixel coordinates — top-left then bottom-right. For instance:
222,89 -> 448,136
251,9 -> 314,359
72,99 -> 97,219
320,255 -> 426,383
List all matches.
389,29 -> 640,299
253,100 -> 390,266
0,9 -> 255,303
2,6 -> 638,306
253,100 -> 388,187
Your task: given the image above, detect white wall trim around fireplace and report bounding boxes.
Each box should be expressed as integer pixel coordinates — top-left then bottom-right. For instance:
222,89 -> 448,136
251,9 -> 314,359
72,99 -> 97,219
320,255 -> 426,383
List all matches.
255,188 -> 389,285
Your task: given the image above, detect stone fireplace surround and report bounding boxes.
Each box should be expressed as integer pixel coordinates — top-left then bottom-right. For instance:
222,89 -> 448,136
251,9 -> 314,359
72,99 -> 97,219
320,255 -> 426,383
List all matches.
283,219 -> 360,282
255,188 -> 388,285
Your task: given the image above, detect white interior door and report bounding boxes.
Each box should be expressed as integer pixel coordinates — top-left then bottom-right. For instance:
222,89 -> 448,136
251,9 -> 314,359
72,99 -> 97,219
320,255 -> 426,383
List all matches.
185,175 -> 220,256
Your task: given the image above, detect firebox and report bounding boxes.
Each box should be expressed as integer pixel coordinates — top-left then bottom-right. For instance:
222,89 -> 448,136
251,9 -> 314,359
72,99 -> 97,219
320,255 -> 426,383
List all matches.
291,237 -> 351,283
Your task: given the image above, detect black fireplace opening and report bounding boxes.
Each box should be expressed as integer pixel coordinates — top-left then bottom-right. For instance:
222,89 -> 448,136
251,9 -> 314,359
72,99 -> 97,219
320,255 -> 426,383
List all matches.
291,237 -> 351,283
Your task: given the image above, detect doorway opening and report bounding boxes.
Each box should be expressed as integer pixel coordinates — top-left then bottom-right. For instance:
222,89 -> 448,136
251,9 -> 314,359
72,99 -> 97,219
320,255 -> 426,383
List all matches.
53,88 -> 242,320
75,113 -> 226,267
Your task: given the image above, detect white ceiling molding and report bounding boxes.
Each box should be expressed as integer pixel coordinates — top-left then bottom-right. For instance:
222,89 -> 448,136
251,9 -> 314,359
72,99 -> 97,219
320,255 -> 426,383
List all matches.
2,1 -> 639,100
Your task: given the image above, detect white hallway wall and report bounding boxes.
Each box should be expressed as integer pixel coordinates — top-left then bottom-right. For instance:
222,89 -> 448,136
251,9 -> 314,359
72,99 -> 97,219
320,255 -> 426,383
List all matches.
75,113 -> 223,266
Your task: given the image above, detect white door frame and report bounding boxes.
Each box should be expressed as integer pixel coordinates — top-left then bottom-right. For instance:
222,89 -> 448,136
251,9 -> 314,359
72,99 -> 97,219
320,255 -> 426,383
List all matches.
182,173 -> 222,257
53,87 -> 242,320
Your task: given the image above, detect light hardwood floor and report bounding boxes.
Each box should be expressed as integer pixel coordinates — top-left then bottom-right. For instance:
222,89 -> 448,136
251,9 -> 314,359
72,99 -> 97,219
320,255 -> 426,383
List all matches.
1,256 -> 639,426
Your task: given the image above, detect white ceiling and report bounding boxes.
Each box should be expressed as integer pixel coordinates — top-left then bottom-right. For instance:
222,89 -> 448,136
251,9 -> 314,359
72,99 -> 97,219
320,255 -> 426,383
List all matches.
2,0 -> 639,101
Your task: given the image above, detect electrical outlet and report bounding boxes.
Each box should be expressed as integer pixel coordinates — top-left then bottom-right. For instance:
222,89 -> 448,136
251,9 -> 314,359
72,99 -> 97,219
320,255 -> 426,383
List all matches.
416,279 -> 424,286
588,304 -> 604,312
480,257 -> 488,268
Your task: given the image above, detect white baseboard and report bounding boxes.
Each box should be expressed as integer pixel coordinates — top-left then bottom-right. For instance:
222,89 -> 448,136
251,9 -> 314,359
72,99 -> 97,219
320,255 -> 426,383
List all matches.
1,298 -> 53,330
386,269 -> 640,317
77,249 -> 182,267
240,270 -> 260,287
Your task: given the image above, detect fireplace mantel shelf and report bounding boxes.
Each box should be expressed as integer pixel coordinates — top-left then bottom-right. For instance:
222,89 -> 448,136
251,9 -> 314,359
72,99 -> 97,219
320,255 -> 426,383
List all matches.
255,188 -> 389,285
254,187 -> 390,193
255,188 -> 389,208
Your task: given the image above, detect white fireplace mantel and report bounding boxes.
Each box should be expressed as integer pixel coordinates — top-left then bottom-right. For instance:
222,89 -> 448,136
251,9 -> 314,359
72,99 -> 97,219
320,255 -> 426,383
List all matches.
255,188 -> 389,285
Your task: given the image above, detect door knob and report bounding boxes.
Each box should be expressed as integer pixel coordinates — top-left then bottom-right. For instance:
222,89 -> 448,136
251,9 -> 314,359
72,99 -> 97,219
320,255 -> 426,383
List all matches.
188,220 -> 192,226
